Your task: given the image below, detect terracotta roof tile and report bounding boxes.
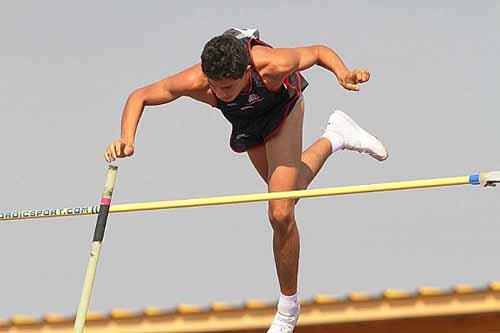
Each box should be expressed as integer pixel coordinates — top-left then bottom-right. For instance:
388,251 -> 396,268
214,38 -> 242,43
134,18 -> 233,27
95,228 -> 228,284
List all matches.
313,294 -> 338,304
453,284 -> 477,294
85,311 -> 106,321
176,304 -> 203,314
383,289 -> 412,299
110,309 -> 134,319
348,292 -> 373,302
43,313 -> 67,323
244,299 -> 270,309
11,315 -> 37,325
489,281 -> 500,291
210,302 -> 239,312
142,307 -> 164,316
417,286 -> 448,296
2,280 -> 499,328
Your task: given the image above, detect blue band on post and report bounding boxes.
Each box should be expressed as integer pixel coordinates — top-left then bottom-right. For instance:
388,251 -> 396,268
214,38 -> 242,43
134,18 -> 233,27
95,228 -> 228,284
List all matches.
469,174 -> 480,185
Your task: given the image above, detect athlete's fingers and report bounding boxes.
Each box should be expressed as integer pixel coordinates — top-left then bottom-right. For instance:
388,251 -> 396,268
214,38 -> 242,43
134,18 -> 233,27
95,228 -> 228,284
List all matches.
344,82 -> 360,91
361,71 -> 367,82
104,151 -> 110,163
110,143 -> 117,159
124,144 -> 134,156
107,151 -> 114,162
106,148 -> 114,162
108,145 -> 114,160
105,145 -> 112,160
356,70 -> 366,83
116,142 -> 123,157
363,70 -> 370,82
114,142 -> 121,158
356,71 -> 362,82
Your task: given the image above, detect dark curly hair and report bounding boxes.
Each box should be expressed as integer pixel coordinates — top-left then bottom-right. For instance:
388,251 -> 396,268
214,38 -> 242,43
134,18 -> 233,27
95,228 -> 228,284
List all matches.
201,35 -> 250,80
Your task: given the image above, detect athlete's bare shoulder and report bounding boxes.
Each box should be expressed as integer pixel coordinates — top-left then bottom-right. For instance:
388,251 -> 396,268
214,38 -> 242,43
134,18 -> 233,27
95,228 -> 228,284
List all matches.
249,45 -> 286,90
169,64 -> 216,106
178,64 -> 207,90
249,45 -> 274,71
138,64 -> 214,106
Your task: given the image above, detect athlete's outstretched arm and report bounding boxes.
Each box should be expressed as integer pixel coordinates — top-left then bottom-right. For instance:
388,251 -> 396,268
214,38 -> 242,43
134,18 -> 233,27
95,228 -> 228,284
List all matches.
104,64 -> 209,162
258,45 -> 369,91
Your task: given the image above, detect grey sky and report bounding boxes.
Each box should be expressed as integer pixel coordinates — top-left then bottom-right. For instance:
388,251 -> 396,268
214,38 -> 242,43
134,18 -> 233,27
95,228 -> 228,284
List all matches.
1,0 -> 499,318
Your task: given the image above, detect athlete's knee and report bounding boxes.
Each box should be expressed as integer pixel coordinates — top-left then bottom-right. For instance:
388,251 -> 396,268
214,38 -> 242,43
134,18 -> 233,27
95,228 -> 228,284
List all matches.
268,203 -> 295,233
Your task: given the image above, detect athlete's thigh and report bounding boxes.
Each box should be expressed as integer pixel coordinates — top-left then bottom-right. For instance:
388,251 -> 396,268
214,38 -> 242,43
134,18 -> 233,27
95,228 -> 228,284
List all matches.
266,98 -> 305,196
247,144 -> 268,184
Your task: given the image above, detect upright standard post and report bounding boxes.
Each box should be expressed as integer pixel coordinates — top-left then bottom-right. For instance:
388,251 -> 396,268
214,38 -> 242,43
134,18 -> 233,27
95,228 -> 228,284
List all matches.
73,165 -> 118,333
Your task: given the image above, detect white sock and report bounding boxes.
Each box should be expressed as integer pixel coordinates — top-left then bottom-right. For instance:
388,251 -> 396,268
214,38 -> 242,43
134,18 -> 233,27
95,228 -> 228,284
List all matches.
277,292 -> 299,316
322,130 -> 345,153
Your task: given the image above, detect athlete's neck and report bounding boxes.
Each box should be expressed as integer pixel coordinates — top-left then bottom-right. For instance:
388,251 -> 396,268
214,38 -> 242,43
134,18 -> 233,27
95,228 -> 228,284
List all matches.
241,71 -> 252,93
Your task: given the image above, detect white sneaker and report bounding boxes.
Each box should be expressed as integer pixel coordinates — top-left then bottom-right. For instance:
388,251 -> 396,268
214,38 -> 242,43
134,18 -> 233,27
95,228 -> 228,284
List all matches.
266,307 -> 300,333
325,110 -> 388,161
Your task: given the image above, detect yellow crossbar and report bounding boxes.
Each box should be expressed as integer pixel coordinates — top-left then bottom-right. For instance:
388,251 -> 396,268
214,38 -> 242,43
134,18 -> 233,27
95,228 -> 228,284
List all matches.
111,176 -> 471,213
1,173 -> 488,222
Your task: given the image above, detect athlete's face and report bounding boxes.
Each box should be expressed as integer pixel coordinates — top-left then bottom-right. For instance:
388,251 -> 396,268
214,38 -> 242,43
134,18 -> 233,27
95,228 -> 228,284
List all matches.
207,68 -> 250,102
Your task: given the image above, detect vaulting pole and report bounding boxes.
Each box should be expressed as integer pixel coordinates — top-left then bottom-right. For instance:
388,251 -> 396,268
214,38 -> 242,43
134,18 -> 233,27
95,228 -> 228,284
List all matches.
73,165 -> 118,333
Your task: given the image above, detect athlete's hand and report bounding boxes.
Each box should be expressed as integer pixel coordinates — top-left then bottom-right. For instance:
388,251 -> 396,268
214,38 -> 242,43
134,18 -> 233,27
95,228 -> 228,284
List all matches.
104,139 -> 135,162
338,69 -> 370,91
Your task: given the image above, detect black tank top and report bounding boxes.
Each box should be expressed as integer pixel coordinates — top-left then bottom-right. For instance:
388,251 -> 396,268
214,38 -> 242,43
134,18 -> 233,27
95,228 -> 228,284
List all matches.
215,37 -> 308,123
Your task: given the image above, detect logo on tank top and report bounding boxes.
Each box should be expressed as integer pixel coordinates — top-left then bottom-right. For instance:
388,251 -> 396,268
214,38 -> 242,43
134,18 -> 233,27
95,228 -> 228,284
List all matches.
248,93 -> 263,104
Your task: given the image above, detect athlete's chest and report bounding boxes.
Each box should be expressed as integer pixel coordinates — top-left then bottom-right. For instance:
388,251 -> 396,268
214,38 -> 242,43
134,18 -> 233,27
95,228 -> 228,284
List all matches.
217,73 -> 287,114
220,89 -> 286,116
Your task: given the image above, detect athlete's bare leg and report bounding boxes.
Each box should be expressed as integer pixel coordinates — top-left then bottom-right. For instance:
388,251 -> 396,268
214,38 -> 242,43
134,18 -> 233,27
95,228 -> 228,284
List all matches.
248,98 -> 383,293
247,104 -> 333,192
248,137 -> 332,190
297,138 -> 332,190
247,98 -> 387,332
246,99 -> 386,333
263,98 -> 305,296
247,144 -> 269,183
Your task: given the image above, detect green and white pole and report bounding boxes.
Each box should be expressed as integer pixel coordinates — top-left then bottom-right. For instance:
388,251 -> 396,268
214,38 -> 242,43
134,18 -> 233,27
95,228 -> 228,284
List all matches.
73,165 -> 118,333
